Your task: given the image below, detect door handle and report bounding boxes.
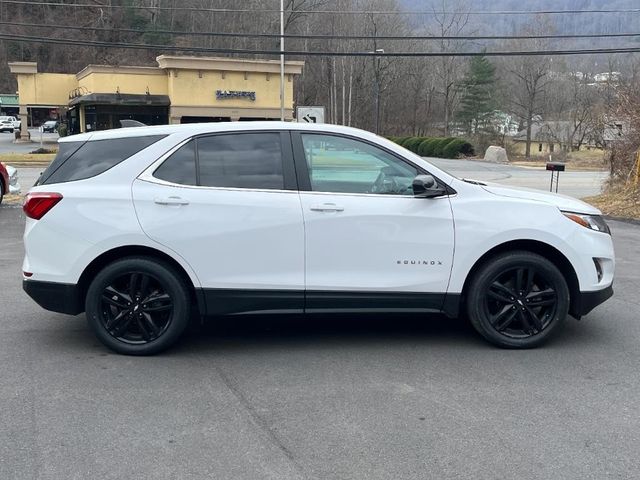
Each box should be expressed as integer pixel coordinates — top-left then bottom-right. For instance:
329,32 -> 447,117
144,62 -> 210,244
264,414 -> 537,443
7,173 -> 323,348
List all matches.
310,203 -> 344,212
154,196 -> 190,206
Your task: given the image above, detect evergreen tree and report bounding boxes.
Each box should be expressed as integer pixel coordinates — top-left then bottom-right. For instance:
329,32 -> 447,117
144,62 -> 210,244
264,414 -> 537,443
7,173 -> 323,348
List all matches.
456,55 -> 497,135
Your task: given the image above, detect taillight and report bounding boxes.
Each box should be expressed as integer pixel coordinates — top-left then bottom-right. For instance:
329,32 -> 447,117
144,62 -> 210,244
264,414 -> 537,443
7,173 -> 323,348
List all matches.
23,192 -> 63,220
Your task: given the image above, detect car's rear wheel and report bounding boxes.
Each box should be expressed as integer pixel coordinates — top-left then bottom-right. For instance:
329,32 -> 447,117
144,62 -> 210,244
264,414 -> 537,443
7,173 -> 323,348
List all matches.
467,251 -> 569,348
0,179 -> 4,205
85,257 -> 190,355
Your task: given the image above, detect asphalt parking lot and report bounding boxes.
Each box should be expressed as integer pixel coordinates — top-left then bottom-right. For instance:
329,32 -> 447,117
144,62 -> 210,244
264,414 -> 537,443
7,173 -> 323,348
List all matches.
1,202 -> 639,479
0,130 -> 58,154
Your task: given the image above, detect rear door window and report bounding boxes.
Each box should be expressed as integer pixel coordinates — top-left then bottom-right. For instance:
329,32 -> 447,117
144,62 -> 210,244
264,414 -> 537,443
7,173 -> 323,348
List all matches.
197,133 -> 284,190
40,135 -> 166,185
152,132 -> 286,190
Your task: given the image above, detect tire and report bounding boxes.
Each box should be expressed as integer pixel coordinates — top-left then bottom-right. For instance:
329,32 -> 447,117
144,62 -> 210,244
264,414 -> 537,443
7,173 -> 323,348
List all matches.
85,257 -> 191,355
466,251 -> 569,348
0,179 -> 4,205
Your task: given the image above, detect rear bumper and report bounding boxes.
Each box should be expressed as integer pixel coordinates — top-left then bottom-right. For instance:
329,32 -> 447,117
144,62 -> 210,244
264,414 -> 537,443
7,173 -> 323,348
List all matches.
570,285 -> 614,318
23,279 -> 83,315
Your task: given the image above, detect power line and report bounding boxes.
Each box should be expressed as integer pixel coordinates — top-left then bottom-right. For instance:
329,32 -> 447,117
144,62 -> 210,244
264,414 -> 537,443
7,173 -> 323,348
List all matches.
2,0 -> 640,15
2,20 -> 640,41
2,32 -> 640,57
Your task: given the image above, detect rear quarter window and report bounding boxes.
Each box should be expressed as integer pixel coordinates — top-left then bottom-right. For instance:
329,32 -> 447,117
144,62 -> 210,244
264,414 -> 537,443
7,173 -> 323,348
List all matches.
40,135 -> 166,185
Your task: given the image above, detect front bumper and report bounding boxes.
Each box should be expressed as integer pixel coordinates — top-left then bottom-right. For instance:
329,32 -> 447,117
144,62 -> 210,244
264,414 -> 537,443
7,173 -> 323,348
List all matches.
570,285 -> 614,318
6,165 -> 20,194
23,279 -> 83,315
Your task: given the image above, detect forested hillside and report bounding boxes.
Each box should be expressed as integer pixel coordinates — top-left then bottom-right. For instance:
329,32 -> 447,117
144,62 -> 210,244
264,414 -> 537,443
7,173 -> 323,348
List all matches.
0,0 -> 638,146
401,0 -> 639,36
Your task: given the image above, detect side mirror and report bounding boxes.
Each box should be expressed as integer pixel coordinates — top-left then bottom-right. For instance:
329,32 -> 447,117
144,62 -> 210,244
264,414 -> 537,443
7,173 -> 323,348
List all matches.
412,174 -> 446,198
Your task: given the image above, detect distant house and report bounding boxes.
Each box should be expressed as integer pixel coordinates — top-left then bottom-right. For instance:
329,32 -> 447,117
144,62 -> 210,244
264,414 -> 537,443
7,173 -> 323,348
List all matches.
603,117 -> 631,144
511,121 -> 601,157
592,72 -> 621,84
491,111 -> 520,137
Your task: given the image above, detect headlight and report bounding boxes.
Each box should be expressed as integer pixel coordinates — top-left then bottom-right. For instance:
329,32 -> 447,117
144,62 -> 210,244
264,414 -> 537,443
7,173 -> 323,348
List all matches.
562,212 -> 611,235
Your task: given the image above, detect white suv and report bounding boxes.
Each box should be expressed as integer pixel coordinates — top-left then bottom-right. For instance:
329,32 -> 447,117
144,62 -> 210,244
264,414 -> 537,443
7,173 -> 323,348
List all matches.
22,123 -> 614,355
0,116 -> 19,133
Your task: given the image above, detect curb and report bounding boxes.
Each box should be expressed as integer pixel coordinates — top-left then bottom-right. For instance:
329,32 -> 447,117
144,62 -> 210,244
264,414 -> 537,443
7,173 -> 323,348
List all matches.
12,163 -> 50,168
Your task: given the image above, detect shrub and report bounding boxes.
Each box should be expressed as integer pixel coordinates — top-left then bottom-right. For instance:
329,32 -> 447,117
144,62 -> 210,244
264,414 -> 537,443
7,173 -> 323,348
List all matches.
442,138 -> 476,158
391,136 -> 475,158
403,137 -> 426,153
57,123 -> 68,137
459,141 -> 475,156
30,147 -> 56,154
417,138 -> 438,156
441,139 -> 466,158
432,137 -> 455,157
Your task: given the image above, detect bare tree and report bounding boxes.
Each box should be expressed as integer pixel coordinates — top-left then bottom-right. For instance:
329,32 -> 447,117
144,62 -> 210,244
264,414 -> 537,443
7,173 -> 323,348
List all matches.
504,19 -> 555,157
431,0 -> 470,136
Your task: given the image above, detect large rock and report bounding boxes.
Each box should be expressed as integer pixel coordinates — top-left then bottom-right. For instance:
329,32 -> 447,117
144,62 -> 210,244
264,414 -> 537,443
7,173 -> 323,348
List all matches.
484,146 -> 509,164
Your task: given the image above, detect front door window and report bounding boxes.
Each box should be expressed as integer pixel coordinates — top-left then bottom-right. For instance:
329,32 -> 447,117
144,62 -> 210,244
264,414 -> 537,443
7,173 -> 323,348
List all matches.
300,134 -> 418,195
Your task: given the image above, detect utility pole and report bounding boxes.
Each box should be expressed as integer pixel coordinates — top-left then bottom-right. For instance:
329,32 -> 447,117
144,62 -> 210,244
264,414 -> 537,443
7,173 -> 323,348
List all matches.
373,48 -> 384,134
280,0 -> 285,121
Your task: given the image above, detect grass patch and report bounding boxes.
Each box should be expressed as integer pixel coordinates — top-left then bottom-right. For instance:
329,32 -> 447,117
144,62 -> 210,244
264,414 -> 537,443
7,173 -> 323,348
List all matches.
1,194 -> 23,204
510,160 -> 606,171
510,150 -> 608,171
0,152 -> 55,167
583,184 -> 640,220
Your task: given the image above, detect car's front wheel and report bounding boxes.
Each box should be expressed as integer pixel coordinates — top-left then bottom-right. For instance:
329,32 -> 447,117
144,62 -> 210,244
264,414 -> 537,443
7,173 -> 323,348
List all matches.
85,257 -> 190,355
467,251 -> 569,348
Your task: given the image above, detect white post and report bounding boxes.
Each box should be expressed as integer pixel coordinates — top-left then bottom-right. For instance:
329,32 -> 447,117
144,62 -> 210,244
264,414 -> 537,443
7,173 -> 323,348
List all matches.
280,0 -> 285,121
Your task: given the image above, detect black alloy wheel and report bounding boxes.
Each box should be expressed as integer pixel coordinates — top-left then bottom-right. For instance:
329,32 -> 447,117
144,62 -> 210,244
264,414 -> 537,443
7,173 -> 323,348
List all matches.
467,251 -> 569,348
86,257 -> 190,355
101,272 -> 173,344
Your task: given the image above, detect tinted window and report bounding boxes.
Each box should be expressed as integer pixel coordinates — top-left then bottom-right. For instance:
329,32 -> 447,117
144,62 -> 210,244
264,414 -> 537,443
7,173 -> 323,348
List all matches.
40,135 -> 166,185
153,140 -> 197,186
301,134 -> 418,195
37,141 -> 84,185
197,133 -> 284,190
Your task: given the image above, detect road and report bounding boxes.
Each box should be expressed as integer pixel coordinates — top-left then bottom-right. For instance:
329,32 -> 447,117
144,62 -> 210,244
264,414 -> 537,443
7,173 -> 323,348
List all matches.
13,157 -> 606,199
0,129 -> 58,155
1,203 -> 639,479
431,158 -> 607,198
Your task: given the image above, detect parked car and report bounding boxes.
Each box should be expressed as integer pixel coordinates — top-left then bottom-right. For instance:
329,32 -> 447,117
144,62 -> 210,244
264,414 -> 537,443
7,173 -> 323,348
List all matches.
42,120 -> 59,133
0,116 -> 18,133
0,163 -> 8,202
0,162 -> 20,204
22,123 -> 615,355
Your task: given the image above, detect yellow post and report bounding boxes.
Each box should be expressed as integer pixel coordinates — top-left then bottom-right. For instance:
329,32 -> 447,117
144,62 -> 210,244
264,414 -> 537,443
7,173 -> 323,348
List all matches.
635,150 -> 640,186
79,105 -> 86,133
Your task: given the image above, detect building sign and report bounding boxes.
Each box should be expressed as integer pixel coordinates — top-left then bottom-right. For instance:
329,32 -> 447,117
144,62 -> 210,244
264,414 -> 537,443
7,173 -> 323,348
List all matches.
297,106 -> 325,123
216,90 -> 256,101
